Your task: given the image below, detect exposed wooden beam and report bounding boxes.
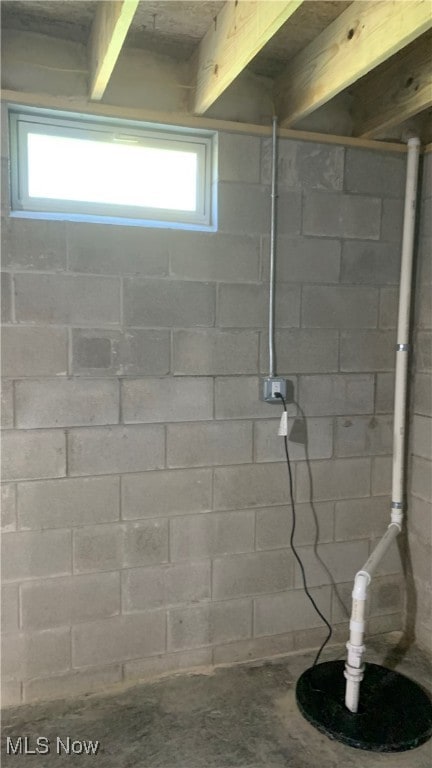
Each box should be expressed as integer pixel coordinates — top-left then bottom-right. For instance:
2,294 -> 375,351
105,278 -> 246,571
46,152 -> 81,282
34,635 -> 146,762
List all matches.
89,0 -> 139,101
275,0 -> 432,128
1,89 -> 409,153
353,31 -> 432,138
192,0 -> 304,115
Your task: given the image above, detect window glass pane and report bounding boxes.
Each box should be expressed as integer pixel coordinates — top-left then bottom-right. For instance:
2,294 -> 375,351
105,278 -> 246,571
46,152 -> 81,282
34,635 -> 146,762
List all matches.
27,133 -> 198,211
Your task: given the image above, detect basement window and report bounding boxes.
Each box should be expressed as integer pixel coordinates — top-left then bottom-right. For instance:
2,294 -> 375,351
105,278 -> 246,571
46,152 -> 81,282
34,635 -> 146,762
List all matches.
9,108 -> 215,229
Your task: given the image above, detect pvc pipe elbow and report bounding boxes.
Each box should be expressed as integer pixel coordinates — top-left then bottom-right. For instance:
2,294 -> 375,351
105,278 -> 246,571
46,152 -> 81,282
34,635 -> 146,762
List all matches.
352,571 -> 370,600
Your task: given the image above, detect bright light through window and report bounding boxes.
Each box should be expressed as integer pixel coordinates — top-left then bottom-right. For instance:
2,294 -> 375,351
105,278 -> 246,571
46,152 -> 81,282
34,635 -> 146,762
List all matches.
27,134 -> 198,211
10,109 -> 214,228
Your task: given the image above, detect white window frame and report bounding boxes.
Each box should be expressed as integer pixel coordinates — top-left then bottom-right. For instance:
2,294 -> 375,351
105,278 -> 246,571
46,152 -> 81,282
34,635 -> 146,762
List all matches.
9,107 -> 215,229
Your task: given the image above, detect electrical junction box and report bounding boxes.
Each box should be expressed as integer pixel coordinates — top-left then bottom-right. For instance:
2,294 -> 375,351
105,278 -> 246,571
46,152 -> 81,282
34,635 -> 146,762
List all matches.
262,376 -> 292,405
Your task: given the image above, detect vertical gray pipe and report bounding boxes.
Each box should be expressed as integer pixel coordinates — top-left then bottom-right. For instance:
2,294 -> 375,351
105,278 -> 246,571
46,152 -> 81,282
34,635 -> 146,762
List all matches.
268,115 -> 278,377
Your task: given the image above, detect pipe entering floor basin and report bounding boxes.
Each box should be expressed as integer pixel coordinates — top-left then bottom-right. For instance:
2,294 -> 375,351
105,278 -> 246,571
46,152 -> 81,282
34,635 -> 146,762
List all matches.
262,125 -> 432,752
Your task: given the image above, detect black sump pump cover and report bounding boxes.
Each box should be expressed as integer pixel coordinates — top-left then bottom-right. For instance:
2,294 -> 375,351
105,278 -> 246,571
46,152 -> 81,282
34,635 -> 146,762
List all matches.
296,660 -> 432,752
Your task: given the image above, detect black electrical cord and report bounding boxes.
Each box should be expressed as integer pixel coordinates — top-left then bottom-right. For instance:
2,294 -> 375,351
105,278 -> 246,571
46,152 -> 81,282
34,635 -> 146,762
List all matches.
275,392 -> 332,666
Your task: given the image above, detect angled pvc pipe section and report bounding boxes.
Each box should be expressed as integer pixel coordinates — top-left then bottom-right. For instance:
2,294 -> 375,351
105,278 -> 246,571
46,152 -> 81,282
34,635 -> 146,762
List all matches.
344,137 -> 421,714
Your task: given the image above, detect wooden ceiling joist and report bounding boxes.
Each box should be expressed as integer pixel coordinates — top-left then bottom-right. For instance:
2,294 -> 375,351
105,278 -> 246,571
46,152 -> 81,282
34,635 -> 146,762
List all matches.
353,31 -> 432,139
192,0 -> 304,115
89,0 -> 139,101
275,0 -> 432,128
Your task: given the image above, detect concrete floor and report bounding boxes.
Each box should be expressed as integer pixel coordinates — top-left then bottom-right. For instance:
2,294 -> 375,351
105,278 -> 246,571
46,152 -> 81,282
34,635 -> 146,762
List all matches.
2,634 -> 431,768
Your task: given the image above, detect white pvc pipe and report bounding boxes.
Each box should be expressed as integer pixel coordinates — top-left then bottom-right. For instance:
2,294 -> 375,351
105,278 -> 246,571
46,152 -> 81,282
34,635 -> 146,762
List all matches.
344,137 -> 421,714
344,526 -> 400,712
392,137 -> 421,514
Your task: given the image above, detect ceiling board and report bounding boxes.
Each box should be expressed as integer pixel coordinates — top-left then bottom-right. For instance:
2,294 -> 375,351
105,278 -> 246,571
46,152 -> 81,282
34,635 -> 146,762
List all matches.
132,1 -> 224,37
1,0 -> 350,68
127,1 -> 223,59
250,0 -> 351,76
0,0 -> 96,44
129,0 -> 351,74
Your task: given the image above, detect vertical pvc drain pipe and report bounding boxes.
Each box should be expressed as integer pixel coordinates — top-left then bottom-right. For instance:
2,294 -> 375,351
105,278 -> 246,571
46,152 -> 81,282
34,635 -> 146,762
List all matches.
344,136 -> 421,714
268,116 -> 278,377
391,136 -> 421,519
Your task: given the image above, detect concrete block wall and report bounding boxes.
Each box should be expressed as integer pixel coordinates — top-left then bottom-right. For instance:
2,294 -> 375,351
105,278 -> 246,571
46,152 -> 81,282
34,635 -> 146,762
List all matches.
1,128 -> 409,705
407,151 -> 432,652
